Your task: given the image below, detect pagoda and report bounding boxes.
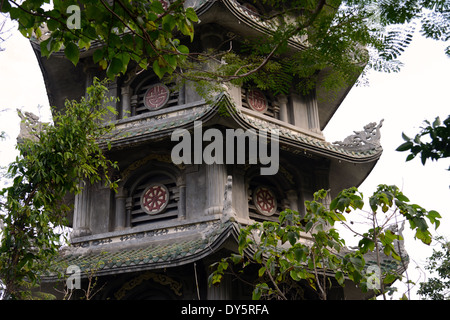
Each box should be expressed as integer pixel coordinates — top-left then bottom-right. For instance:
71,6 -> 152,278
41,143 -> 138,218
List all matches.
32,0 -> 403,300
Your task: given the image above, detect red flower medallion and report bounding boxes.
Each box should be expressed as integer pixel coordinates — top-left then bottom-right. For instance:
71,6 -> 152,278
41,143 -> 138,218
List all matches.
140,184 -> 169,215
247,89 -> 268,113
254,186 -> 277,216
144,83 -> 170,110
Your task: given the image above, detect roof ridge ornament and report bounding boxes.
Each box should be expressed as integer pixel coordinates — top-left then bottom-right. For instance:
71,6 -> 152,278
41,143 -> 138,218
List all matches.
333,119 -> 384,152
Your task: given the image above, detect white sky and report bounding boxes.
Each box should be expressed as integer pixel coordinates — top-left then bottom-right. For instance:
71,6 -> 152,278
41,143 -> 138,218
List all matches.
0,26 -> 449,300
324,32 -> 450,299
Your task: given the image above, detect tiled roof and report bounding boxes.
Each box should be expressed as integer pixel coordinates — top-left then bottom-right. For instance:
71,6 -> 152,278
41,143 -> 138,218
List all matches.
43,220 -> 235,280
233,107 -> 382,160
102,93 -> 382,163
44,217 -> 407,289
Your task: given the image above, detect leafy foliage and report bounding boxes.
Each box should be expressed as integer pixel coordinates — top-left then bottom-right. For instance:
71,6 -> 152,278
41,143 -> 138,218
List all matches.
1,0 -> 198,80
0,79 -> 118,299
397,115 -> 450,169
2,0 -> 448,97
209,185 -> 441,300
377,0 -> 450,56
418,237 -> 450,300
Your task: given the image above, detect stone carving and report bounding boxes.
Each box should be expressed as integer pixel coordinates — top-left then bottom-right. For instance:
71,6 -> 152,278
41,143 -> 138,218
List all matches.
333,119 -> 384,151
223,175 -> 236,219
17,109 -> 44,144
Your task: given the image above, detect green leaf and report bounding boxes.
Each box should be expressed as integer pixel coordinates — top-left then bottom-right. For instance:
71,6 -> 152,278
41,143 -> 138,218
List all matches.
335,271 -> 345,286
185,7 -> 199,22
258,266 -> 266,277
252,286 -> 263,300
177,45 -> 189,54
150,0 -> 165,14
93,48 -> 104,64
287,231 -> 297,246
427,210 -> 441,229
401,132 -> 410,141
230,254 -> 243,264
290,269 -> 302,281
415,228 -> 432,245
305,221 -> 314,233
153,59 -> 164,79
162,14 -> 177,32
107,58 -> 124,79
396,141 -> 413,152
293,247 -> 306,262
122,34 -> 135,50
64,42 -> 80,66
383,273 -> 399,284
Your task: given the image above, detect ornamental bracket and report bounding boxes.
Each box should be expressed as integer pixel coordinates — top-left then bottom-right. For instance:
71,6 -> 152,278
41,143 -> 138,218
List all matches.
333,119 -> 384,151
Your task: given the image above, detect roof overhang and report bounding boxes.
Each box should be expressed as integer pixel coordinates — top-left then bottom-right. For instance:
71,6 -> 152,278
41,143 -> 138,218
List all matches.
104,93 -> 382,192
42,218 -> 238,281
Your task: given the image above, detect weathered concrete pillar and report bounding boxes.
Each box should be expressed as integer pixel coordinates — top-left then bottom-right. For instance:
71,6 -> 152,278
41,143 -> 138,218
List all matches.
307,91 -> 320,133
205,163 -> 227,215
130,94 -> 138,116
125,196 -> 133,227
277,95 -> 289,122
176,175 -> 186,219
114,187 -> 128,231
72,181 -> 91,237
287,189 -> 299,212
121,86 -> 132,118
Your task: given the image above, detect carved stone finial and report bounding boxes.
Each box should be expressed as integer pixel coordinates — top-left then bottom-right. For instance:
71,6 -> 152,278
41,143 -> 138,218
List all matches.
16,109 -> 44,144
223,175 -> 236,219
333,119 -> 384,151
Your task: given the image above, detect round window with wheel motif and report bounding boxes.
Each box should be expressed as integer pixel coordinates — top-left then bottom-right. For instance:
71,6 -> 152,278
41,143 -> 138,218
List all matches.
144,83 -> 170,111
247,89 -> 268,113
253,186 -> 277,216
140,183 -> 169,215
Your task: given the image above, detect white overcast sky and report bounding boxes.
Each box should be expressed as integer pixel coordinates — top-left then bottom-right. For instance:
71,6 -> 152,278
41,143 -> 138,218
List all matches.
0,23 -> 449,299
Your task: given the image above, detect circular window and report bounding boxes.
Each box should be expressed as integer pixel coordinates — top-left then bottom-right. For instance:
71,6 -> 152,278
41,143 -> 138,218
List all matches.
247,89 -> 268,113
144,83 -> 170,111
140,184 -> 170,215
253,186 -> 277,216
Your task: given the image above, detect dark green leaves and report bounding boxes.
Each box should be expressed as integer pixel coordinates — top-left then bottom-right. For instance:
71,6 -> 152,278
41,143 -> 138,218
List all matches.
209,185 -> 441,300
64,41 -> 79,66
107,58 -> 124,79
0,78 -> 119,299
397,115 -> 450,169
2,0 -> 198,79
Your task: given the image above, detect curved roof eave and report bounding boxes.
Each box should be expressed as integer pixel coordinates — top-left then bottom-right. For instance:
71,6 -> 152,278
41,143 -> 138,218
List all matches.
106,92 -> 382,168
41,219 -> 239,280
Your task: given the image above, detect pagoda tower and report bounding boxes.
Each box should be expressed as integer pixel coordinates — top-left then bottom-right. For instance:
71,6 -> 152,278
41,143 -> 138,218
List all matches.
33,0 -> 401,300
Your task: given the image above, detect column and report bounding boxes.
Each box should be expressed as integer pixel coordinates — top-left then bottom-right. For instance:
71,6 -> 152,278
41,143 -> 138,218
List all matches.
72,181 -> 91,237
287,190 -> 299,212
114,187 -> 128,231
205,163 -> 227,215
125,197 -> 133,227
277,95 -> 289,123
178,82 -> 186,105
176,175 -> 186,219
121,86 -> 132,119
307,91 -> 320,133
